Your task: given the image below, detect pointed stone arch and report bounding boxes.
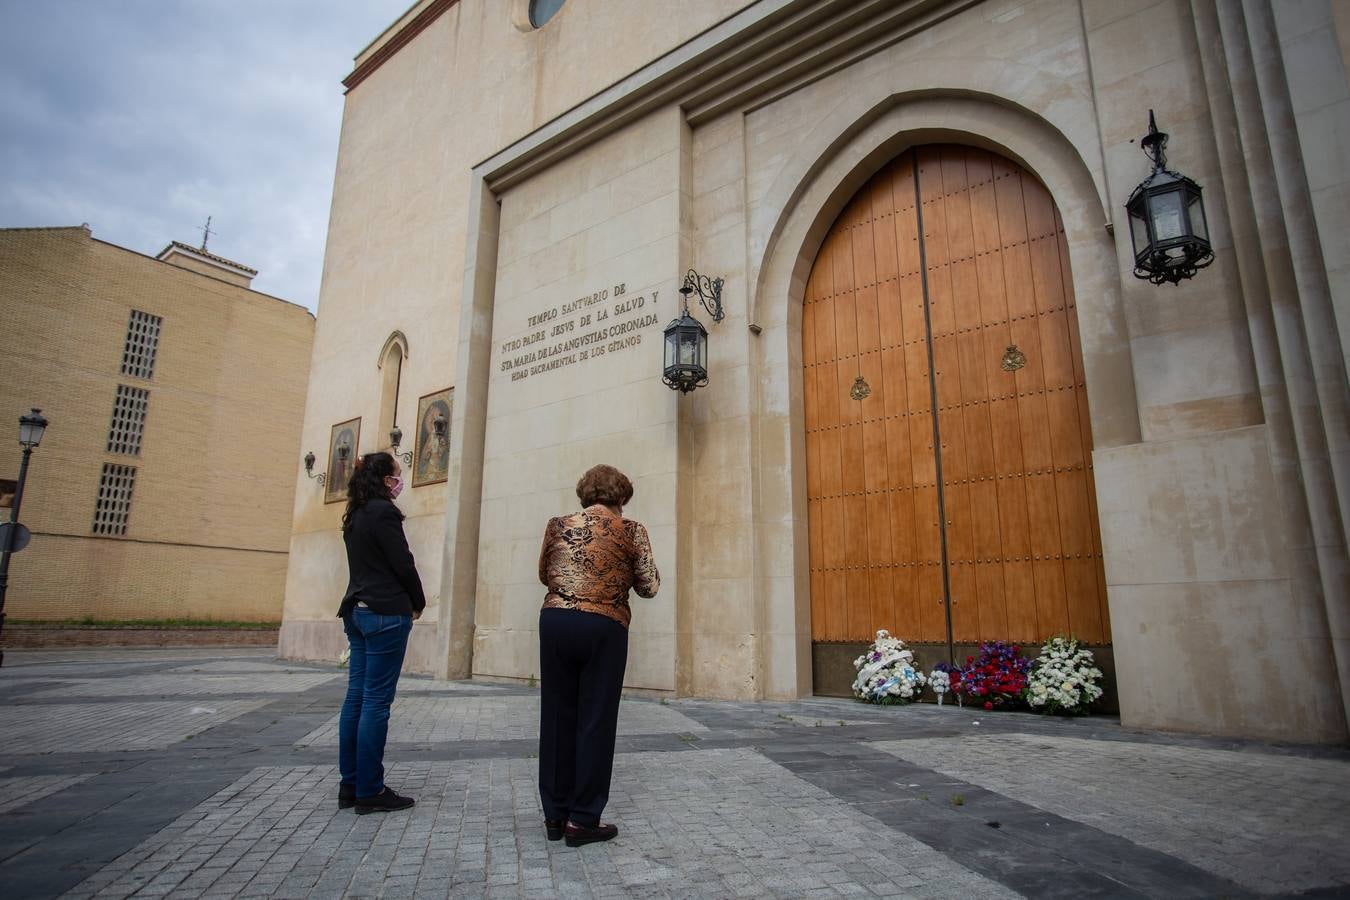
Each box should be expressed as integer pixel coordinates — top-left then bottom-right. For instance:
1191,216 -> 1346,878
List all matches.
377,331 -> 410,448
747,92 -> 1139,696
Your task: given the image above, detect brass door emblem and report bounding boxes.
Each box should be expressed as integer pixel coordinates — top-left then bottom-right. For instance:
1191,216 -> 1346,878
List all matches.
1001,344 -> 1026,372
850,375 -> 871,400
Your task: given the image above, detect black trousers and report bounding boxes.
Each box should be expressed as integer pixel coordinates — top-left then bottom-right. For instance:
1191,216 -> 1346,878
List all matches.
538,608 -> 629,826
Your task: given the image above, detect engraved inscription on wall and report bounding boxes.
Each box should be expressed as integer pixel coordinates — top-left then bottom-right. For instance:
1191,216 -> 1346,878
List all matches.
497,282 -> 661,383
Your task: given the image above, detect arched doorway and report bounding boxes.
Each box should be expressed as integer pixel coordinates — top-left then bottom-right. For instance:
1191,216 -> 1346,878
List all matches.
804,144 -> 1110,672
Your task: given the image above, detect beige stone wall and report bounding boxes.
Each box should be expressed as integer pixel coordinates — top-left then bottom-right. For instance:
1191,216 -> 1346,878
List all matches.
289,0 -> 1348,739
474,109 -> 682,689
0,226 -> 314,622
1273,0 -> 1350,379
282,0 -> 752,667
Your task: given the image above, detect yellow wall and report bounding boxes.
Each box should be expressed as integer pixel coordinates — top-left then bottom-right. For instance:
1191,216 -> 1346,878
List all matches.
0,226 -> 314,621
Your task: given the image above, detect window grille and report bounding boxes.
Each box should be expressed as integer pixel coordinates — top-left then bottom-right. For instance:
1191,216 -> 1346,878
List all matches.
121,309 -> 162,379
107,385 -> 150,455
92,464 -> 136,536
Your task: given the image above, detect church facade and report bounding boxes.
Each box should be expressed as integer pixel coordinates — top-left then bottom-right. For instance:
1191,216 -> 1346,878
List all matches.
280,0 -> 1350,744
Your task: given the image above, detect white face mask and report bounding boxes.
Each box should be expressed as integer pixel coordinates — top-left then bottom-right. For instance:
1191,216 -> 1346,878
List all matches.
387,475 -> 405,499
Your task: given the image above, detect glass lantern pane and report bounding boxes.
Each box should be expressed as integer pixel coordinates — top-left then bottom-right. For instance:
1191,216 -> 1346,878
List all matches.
1129,207 -> 1149,257
679,332 -> 699,366
1150,190 -> 1184,241
664,328 -> 678,368
1187,192 -> 1208,242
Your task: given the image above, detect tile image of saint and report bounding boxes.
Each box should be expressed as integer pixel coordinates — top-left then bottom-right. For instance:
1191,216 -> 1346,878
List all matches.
413,393 -> 451,487
325,418 -> 360,503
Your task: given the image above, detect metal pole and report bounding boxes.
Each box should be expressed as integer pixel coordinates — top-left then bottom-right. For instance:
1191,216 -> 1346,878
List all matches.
0,446 -> 33,668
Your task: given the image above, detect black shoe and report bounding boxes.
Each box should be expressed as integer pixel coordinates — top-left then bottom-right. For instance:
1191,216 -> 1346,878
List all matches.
354,787 -> 415,815
338,784 -> 356,810
545,819 -> 564,841
564,821 -> 618,847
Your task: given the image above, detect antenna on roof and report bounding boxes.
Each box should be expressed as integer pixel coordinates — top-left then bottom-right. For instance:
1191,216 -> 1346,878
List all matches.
197,216 -> 215,252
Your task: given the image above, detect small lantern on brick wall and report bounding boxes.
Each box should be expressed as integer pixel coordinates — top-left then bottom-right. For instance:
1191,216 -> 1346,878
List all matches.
1126,110 -> 1213,286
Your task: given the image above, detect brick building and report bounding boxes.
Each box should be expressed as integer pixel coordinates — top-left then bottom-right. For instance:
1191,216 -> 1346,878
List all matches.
0,225 -> 314,623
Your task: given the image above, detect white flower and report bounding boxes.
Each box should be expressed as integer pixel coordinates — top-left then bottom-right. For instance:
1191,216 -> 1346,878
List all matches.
852,629 -> 927,704
1026,637 -> 1103,715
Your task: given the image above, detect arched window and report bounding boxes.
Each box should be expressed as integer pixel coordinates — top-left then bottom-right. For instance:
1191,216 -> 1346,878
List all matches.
529,0 -> 566,28
377,331 -> 409,448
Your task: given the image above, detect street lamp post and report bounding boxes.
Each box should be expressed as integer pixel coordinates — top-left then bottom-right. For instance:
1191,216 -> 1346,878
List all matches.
0,408 -> 49,667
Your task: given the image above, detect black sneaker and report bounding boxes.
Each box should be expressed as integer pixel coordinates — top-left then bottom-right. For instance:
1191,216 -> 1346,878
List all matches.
564,821 -> 618,847
338,784 -> 356,810
354,787 -> 415,815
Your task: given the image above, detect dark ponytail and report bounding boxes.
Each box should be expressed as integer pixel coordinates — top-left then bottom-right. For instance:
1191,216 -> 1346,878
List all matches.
342,451 -> 401,532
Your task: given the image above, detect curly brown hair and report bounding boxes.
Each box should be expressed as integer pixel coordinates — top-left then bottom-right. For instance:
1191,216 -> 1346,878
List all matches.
342,451 -> 402,533
576,464 -> 633,509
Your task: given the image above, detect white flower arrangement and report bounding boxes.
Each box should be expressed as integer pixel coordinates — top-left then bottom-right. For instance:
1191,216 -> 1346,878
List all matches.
1026,636 -> 1103,716
928,668 -> 951,704
852,630 -> 926,704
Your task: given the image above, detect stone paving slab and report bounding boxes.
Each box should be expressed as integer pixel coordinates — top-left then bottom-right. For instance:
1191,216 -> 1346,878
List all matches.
873,734 -> 1350,895
163,661 -> 329,675
295,695 -> 708,746
0,700 -> 270,753
60,752 -> 1016,900
4,649 -> 1350,899
396,679 -> 523,694
4,649 -> 277,666
0,774 -> 96,814
32,673 -> 340,698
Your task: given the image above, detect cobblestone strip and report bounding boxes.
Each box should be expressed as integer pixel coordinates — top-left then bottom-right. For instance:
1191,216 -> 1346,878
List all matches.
163,661 -> 333,675
873,733 -> 1350,895
296,696 -> 708,747
762,742 -> 1263,899
0,700 -> 270,754
396,680 -> 522,694
0,773 -> 96,814
5,649 -> 276,668
62,750 -> 1019,899
34,673 -> 340,698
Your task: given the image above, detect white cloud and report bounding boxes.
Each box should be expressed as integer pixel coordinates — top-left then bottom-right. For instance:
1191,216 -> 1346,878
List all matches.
0,0 -> 414,312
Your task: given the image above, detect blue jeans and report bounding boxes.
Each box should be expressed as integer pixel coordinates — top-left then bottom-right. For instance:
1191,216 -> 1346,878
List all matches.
339,607 -> 412,798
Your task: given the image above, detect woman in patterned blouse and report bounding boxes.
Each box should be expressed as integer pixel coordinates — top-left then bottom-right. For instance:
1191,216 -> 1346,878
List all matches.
537,464 -> 660,847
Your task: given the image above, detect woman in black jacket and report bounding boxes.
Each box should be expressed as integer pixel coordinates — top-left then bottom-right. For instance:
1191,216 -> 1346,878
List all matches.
336,451 -> 425,814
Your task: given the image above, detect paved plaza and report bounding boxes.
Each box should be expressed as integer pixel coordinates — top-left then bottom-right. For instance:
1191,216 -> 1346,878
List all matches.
0,648 -> 1347,899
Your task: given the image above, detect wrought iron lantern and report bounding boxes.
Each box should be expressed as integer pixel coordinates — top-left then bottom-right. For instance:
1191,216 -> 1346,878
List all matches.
389,426 -> 412,465
303,440 -> 350,487
1125,110 -> 1213,285
663,269 -> 724,393
431,411 -> 448,445
662,309 -> 709,393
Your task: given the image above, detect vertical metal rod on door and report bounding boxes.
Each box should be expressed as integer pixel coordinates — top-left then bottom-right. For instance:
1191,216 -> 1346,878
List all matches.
911,147 -> 956,667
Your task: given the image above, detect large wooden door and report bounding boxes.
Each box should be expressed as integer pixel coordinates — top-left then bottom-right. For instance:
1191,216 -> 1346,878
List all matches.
804,145 -> 1110,647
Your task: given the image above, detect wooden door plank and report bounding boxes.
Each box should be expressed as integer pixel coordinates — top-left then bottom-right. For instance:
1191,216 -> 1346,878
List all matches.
809,500 -> 825,639
949,560 -> 979,642
975,561 -> 1010,638
845,495 -> 871,639
1031,557 -> 1070,638
877,271 -> 904,352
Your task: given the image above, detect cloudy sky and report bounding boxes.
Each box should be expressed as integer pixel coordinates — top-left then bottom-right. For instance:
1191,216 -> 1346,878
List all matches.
0,0 -> 414,312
